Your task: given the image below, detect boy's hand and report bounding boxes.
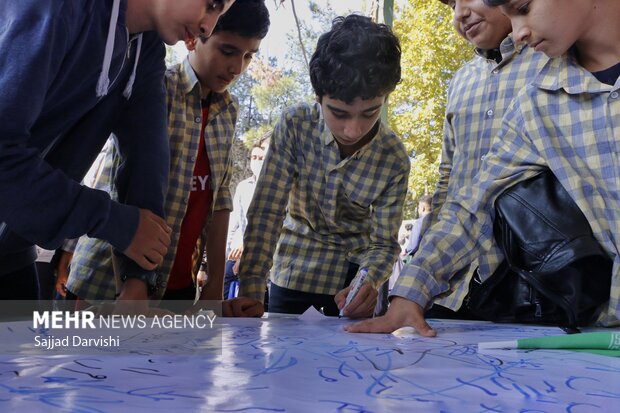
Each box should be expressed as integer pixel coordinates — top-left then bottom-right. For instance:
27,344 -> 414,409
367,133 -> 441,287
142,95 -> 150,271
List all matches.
222,297 -> 264,317
227,243 -> 243,261
197,270 -> 207,287
344,296 -> 437,336
94,279 -> 173,316
54,250 -> 73,297
124,209 -> 172,270
335,283 -> 377,318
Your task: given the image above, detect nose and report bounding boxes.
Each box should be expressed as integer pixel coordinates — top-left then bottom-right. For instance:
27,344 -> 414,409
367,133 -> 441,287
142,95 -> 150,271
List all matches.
454,1 -> 470,23
199,13 -> 220,39
511,18 -> 530,44
229,56 -> 244,76
343,119 -> 363,140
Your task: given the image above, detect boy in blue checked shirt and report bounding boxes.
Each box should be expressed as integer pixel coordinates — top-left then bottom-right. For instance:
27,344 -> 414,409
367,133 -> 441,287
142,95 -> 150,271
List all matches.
64,0 -> 270,314
348,0 -> 620,334
404,0 -> 548,321
0,0 -> 234,304
228,15 -> 410,318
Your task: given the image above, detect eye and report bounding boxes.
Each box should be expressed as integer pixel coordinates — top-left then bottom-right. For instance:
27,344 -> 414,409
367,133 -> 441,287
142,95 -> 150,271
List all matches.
362,111 -> 379,119
517,1 -> 530,14
331,112 -> 348,119
206,0 -> 223,13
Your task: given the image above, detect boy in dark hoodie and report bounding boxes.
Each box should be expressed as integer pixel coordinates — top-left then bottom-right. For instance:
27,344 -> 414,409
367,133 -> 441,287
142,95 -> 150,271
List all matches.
0,0 -> 234,306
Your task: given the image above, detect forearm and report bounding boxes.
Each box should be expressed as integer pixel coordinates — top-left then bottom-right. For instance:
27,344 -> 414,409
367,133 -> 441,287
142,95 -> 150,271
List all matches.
202,209 -> 230,299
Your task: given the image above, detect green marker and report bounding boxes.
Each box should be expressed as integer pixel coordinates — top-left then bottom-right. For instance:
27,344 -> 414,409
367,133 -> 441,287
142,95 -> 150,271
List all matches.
478,331 -> 620,357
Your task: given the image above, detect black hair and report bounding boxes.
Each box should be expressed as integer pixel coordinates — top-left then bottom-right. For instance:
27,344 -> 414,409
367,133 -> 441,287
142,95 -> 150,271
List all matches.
211,0 -> 270,39
253,130 -> 272,149
309,14 -> 401,103
418,195 -> 432,205
483,0 -> 509,5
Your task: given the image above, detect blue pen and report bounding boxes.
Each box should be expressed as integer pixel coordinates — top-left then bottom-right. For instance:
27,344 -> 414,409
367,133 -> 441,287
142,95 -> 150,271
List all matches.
339,268 -> 369,318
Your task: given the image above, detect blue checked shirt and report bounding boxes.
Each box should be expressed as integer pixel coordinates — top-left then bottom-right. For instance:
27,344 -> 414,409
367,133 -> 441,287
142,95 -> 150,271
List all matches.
239,102 -> 410,302
393,49 -> 620,326
67,57 -> 237,301
417,37 -> 548,310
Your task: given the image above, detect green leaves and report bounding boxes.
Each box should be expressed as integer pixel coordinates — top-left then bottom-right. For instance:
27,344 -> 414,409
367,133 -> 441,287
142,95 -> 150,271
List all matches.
388,0 -> 471,217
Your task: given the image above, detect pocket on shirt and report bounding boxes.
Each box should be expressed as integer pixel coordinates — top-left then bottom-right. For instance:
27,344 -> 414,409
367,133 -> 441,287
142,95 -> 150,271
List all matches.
337,192 -> 372,221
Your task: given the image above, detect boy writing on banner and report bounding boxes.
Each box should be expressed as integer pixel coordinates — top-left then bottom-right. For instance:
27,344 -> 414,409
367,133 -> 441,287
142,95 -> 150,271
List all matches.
348,0 -> 620,334
0,0 -> 234,306
229,15 -> 409,318
64,0 -> 270,312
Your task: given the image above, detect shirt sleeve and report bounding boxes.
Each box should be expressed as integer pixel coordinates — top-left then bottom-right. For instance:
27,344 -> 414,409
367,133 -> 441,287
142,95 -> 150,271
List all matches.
391,101 -> 546,309
109,34 -> 169,280
213,154 -> 234,212
433,108 -> 456,214
238,111 -> 298,302
358,161 -> 410,289
212,100 -> 238,212
0,2 -> 124,250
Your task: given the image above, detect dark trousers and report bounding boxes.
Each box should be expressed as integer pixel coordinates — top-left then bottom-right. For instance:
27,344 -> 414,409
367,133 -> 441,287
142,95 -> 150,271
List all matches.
159,283 -> 197,313
0,263 -> 39,300
0,264 -> 40,319
35,261 -> 56,301
268,262 -> 359,316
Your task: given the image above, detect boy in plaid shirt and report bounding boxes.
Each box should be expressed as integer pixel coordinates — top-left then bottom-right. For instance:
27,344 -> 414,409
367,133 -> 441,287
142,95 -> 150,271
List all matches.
349,0 -> 620,333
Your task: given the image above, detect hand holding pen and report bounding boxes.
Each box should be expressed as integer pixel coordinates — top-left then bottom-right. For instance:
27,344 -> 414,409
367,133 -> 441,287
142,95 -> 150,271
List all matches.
335,268 -> 378,319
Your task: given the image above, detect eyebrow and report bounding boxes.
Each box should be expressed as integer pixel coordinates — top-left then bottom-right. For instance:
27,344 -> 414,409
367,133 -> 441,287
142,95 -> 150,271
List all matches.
219,43 -> 259,54
326,103 -> 383,114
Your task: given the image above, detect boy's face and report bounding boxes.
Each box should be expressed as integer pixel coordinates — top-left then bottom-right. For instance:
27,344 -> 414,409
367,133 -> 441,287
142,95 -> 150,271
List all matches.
188,32 -> 261,94
250,146 -> 267,178
155,0 -> 234,45
498,0 -> 588,58
448,0 -> 512,50
418,202 -> 432,217
320,95 -> 386,151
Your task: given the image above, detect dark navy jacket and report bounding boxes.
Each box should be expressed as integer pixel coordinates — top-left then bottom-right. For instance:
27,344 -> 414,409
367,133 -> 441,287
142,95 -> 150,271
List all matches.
0,0 -> 169,277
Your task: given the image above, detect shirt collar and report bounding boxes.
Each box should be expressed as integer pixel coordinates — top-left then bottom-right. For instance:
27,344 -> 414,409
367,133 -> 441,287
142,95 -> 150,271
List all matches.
474,34 -> 526,68
180,56 -> 234,115
534,47 -> 616,94
181,56 -> 200,95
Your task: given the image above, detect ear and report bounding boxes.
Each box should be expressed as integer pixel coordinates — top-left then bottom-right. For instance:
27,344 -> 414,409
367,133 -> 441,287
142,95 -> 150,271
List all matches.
185,37 -> 197,51
315,95 -> 322,104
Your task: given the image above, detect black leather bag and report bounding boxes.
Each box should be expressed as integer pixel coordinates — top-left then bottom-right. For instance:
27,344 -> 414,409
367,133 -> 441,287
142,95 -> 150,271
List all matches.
467,170 -> 612,327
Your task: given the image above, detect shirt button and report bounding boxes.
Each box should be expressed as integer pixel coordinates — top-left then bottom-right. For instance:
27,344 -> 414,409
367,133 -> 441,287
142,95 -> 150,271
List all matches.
492,69 -> 499,74
611,91 -> 619,99
486,109 -> 494,117
195,116 -> 201,123
190,155 -> 196,162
